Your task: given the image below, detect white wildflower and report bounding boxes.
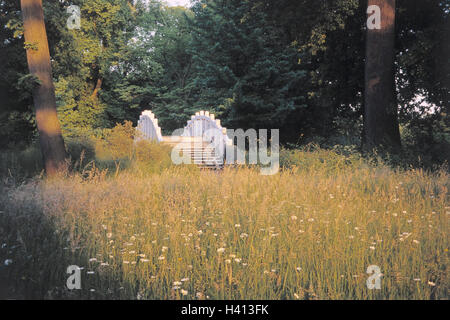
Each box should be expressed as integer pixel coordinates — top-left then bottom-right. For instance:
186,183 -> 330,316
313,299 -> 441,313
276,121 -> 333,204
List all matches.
196,292 -> 204,299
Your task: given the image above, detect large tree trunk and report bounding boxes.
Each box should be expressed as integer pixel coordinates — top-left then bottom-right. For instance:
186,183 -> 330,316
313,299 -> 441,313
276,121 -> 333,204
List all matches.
363,0 -> 401,151
91,77 -> 103,98
21,0 -> 67,175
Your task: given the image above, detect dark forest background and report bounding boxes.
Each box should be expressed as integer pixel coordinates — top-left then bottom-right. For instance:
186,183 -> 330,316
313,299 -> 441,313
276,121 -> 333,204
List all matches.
1,0 -> 449,168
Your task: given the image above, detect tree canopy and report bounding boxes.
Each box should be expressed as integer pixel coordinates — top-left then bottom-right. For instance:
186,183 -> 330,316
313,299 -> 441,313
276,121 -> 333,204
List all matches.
1,0 -> 448,165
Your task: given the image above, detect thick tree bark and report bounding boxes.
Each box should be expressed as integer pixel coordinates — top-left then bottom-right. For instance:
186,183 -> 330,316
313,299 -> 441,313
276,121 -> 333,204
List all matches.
91,77 -> 103,98
21,0 -> 67,175
363,0 -> 401,151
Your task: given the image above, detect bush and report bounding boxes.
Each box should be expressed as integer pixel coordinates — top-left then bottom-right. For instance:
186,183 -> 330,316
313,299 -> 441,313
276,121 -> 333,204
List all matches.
133,140 -> 173,173
93,121 -> 135,162
279,144 -> 367,175
65,135 -> 96,169
0,143 -> 43,182
65,121 -> 172,174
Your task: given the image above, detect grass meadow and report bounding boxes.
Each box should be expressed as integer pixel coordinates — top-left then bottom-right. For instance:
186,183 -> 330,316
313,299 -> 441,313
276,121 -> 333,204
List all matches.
0,129 -> 448,300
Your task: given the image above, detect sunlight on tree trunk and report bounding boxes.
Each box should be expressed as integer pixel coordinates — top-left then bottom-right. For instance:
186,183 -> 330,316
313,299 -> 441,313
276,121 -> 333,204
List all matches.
21,0 -> 67,175
364,0 -> 401,151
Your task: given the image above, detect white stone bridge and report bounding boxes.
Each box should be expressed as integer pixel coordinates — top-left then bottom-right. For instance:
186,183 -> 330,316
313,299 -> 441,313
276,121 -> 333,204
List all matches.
136,110 -> 232,168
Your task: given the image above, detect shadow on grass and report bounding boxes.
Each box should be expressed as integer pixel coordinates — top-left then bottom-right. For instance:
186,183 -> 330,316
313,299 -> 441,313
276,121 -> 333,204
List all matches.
0,182 -> 133,299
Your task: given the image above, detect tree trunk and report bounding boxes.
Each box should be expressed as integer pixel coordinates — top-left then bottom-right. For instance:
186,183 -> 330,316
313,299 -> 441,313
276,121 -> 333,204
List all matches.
363,0 -> 401,151
91,77 -> 103,98
21,0 -> 67,175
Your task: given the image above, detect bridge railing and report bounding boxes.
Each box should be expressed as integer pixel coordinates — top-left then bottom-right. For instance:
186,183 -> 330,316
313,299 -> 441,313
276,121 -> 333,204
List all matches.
136,110 -> 163,142
182,110 -> 232,158
136,110 -> 231,159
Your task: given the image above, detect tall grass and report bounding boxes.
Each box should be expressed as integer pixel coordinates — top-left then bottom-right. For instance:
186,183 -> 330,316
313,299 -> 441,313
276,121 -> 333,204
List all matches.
0,147 -> 448,299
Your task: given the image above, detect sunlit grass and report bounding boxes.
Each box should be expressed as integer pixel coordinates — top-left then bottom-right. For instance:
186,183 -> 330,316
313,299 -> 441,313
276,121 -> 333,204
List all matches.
0,149 -> 448,299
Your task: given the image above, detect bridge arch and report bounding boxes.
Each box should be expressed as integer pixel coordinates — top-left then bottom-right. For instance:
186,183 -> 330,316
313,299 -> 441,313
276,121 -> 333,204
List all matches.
182,110 -> 231,146
136,110 -> 163,142
136,110 -> 231,145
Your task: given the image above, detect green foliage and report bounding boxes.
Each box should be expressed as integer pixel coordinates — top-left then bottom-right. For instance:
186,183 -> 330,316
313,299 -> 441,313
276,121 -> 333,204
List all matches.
0,144 -> 43,182
0,0 -> 35,148
396,0 -> 449,111
102,3 -> 199,133
49,0 -> 142,133
0,121 -> 173,182
94,120 -> 135,162
280,144 -> 366,175
400,114 -> 450,169
92,121 -> 173,173
0,0 -> 448,169
133,140 -> 173,172
189,0 -> 307,132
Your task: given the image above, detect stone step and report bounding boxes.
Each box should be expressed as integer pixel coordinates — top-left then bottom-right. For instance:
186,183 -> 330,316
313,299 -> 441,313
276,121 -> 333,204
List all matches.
197,159 -> 223,163
162,136 -> 212,147
161,136 -> 225,170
